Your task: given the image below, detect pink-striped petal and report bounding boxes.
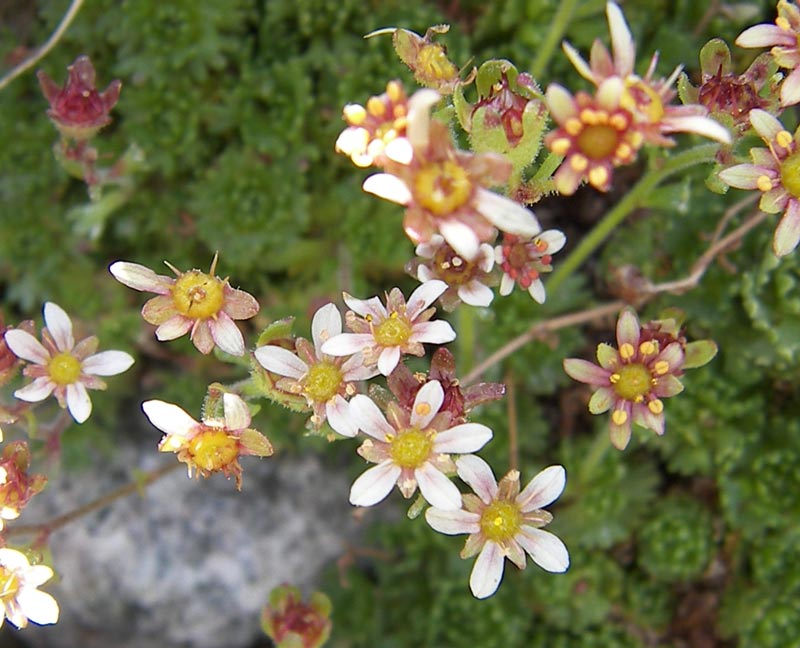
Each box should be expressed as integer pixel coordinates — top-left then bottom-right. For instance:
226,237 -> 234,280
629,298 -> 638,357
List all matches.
407,280 -> 447,318
254,345 -> 308,379
561,41 -> 594,82
66,382 -> 92,423
349,460 -> 402,507
3,330 -> 50,365
607,1 -> 635,77
434,423 -> 493,454
475,189 -> 541,237
321,333 -> 375,357
563,358 -> 610,386
208,312 -> 245,356
736,24 -> 793,48
342,294 -> 387,319
222,393 -> 251,430
82,350 -> 134,376
362,173 -> 412,205
109,261 -> 174,293
588,386 -> 615,414
377,345 -> 401,376
425,507 -> 480,535
155,316 -> 192,341
410,380 -> 444,427
416,462 -> 462,510
517,527 -> 570,572
141,400 -> 199,437
615,308 -> 640,348
458,281 -> 494,307
348,394 -> 394,440
326,395 -> 359,438
14,377 -> 56,403
774,200 -> 800,256
470,541 -> 505,599
43,303 -> 74,352
311,303 -> 342,352
222,287 -> 259,320
409,320 -> 456,345
456,455 -> 498,504
341,353 -> 380,381
545,84 -> 577,123
750,108 -> 784,143
516,465 -> 566,512
718,164 -> 768,190
781,66 -> 800,107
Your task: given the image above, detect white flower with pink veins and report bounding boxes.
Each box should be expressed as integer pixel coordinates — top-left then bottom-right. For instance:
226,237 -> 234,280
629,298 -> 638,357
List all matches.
321,280 -> 456,376
4,302 -> 134,424
348,380 -> 493,511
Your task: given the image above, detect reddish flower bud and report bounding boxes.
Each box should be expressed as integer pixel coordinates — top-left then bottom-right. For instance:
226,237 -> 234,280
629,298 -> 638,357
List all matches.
0,442 -> 47,530
37,55 -> 121,141
261,585 -> 332,648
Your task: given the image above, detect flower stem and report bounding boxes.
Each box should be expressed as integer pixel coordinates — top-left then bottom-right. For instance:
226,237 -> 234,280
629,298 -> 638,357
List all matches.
547,144 -> 721,295
458,306 -> 476,374
531,0 -> 581,79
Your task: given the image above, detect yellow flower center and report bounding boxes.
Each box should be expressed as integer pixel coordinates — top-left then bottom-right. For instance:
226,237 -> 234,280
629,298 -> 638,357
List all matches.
303,362 -> 343,403
780,151 -> 800,199
389,427 -> 434,468
172,271 -> 225,319
374,312 -> 412,346
48,351 -> 82,385
0,567 -> 20,604
577,123 -> 620,160
480,500 -> 522,543
414,160 -> 473,216
610,363 -> 653,402
187,428 -> 239,472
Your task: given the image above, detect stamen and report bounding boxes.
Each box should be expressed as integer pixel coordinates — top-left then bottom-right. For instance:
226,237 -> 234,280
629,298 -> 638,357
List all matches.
415,402 -> 432,417
609,373 -> 621,384
654,360 -> 670,375
612,409 -> 628,425
777,16 -> 791,31
588,166 -> 609,188
639,341 -> 657,356
619,343 -> 635,360
343,104 -> 367,125
648,399 -> 664,414
756,175 -> 773,192
367,97 -> 386,117
570,154 -> 588,172
777,130 -> 794,149
565,118 -> 583,136
550,137 -> 571,155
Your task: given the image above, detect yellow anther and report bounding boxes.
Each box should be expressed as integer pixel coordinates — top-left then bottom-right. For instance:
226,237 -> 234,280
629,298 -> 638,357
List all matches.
756,175 -> 774,192
639,341 -> 657,356
565,118 -> 583,136
610,114 -> 628,130
609,373 -> 621,384
550,137 -> 572,155
630,132 -> 644,148
619,343 -> 635,360
616,143 -> 633,160
387,80 -> 404,102
777,16 -> 791,30
654,360 -> 670,375
612,409 -> 628,425
570,154 -> 589,172
367,97 -> 386,117
580,108 -> 600,125
452,257 -> 463,267
777,130 -> 794,148
343,104 -> 367,125
415,402 -> 432,417
588,166 -> 609,188
648,399 -> 664,414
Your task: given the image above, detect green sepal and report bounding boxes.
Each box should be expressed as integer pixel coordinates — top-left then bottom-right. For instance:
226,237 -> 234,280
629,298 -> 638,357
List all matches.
406,493 -> 427,519
677,71 -> 698,105
250,319 -> 309,412
453,82 -> 473,132
683,340 -> 718,369
256,316 -> 296,348
699,38 -> 732,77
475,59 -> 519,98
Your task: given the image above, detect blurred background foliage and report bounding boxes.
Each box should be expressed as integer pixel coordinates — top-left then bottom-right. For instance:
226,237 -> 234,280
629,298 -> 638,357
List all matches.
1,0 -> 798,646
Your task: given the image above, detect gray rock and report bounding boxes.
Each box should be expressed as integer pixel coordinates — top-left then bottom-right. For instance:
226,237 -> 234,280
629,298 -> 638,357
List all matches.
16,439 -> 359,648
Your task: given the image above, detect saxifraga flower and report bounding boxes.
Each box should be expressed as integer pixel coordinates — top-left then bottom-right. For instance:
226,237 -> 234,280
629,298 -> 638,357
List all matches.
0,442 -> 47,532
426,455 -> 569,599
0,548 -> 59,629
495,230 -> 566,302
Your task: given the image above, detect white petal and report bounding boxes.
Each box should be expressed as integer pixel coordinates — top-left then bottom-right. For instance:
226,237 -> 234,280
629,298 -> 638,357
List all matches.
254,345 -> 308,379
517,527 -> 570,573
348,394 -> 394,440
362,173 -> 413,205
439,220 -> 480,260
16,589 -> 59,626
606,1 -> 635,77
0,548 -> 31,570
499,273 -> 515,296
516,465 -> 566,512
312,303 -> 342,352
407,279 -> 447,318
66,382 -> 92,423
435,423 -> 493,454
321,333 -> 375,357
527,280 -> 546,304
222,393 -> 251,430
415,234 -> 444,258
561,41 -> 594,82
749,108 -> 783,143
341,353 -> 380,381
416,463 -> 462,510
410,380 -> 444,427
155,316 -> 192,341
43,303 -> 74,352
3,330 -> 50,365
409,320 -> 456,345
108,261 -> 173,293
82,350 -> 134,376
475,189 -> 541,237
349,461 -> 401,507
326,395 -> 359,438
406,89 -> 441,149
455,455 -> 498,504
545,83 -> 577,123
141,400 -> 199,437
342,294 -> 387,319
458,281 -> 494,307
662,115 -> 731,144
470,541 -> 505,599
208,313 -> 246,356
384,137 -> 414,164
14,377 -> 55,403
377,345 -> 401,376
539,229 -> 567,253
23,565 -> 54,588
425,507 -> 480,535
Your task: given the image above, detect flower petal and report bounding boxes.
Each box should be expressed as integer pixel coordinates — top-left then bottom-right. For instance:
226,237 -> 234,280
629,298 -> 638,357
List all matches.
108,261 -> 173,293
439,219 -> 480,260
470,541 -> 505,599
718,164 -> 768,190
14,377 -> 55,403
416,462 -> 462,510
409,320 -> 457,345
362,173 -> 412,205
561,41 -> 594,83
410,380 -> 444,427
16,589 -> 59,626
407,280 -> 447,319
517,527 -> 570,572
141,400 -> 199,437
326,395 -> 359,438
155,316 -> 192,341
348,394 -> 394,440
774,200 -> 800,256
616,308 -> 640,348
311,303 -> 342,351
475,189 -> 541,237
781,66 -> 800,107
588,386 -> 615,414
43,303 -> 74,352
516,465 -> 566,512
606,1 -> 635,77
321,333 -> 375,357
377,345 -> 401,376
563,358 -> 609,386
3,330 -> 50,365
66,382 -> 92,423
22,565 -> 54,588
222,393 -> 251,430
349,460 -> 402,507
342,294 -> 387,319
208,312 -> 246,356
749,108 -> 784,143
222,286 -> 259,320
456,455 -> 498,504
545,84 -> 577,123
527,279 -> 546,304
662,114 -> 731,144
82,350 -> 134,376
254,345 -> 308,379
407,89 -> 441,149
736,24 -> 792,48
458,281 -> 494,307
425,507 -> 480,535
435,423 -> 493,454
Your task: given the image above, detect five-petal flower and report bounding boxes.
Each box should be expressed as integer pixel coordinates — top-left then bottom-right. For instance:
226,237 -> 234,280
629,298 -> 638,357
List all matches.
0,548 -> 59,629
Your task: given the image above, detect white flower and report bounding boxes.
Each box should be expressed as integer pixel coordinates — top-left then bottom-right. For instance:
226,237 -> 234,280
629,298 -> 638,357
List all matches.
495,230 -> 566,303
426,455 -> 569,599
0,548 -> 59,629
321,281 -> 456,376
254,303 -> 378,437
4,303 -> 134,423
415,235 -> 495,308
347,380 -> 493,510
